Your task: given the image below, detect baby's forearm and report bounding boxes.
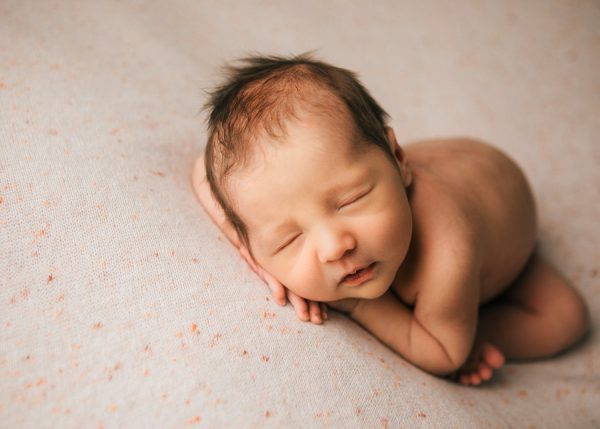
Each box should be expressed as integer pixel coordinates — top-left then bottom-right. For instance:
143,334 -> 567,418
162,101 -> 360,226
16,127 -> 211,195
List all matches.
350,291 -> 462,376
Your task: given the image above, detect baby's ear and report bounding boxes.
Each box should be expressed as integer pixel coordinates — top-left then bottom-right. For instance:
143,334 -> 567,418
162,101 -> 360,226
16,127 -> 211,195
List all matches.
385,127 -> 413,187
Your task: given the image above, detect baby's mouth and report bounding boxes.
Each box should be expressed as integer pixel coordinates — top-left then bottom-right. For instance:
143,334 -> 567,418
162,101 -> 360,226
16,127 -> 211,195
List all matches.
341,262 -> 377,286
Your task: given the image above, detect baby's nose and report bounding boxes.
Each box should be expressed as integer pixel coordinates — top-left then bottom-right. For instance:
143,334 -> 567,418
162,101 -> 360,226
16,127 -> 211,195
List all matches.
316,224 -> 356,263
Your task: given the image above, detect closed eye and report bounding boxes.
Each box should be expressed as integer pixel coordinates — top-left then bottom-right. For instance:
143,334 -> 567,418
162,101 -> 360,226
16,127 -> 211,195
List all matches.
339,188 -> 371,209
275,233 -> 301,253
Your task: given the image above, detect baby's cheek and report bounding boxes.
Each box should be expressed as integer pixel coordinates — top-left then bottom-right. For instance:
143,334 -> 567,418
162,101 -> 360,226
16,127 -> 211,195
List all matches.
287,260 -> 323,300
263,254 -> 306,288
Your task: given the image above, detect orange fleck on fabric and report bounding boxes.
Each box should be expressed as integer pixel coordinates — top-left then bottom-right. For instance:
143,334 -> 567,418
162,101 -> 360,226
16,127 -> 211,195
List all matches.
518,390 -> 528,397
264,411 -> 271,417
208,333 -> 222,348
191,257 -> 198,263
175,331 -> 183,339
110,128 -> 119,135
190,323 -> 198,332
417,412 -> 427,418
143,368 -> 149,376
93,322 -> 102,329
36,378 -> 47,386
151,170 -> 165,177
47,274 -> 54,283
48,128 -> 58,136
0,195 -> 3,204
261,355 -> 270,362
0,82 -> 6,89
189,416 -> 201,425
380,418 -> 389,428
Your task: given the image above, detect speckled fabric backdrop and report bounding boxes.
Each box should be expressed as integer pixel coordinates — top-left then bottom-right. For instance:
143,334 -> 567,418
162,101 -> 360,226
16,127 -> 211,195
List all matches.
1,1 -> 599,428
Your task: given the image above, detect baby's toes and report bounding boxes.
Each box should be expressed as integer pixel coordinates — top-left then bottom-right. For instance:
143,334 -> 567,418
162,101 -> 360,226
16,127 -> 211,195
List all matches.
459,373 -> 471,385
469,372 -> 482,385
480,343 -> 505,369
478,362 -> 493,381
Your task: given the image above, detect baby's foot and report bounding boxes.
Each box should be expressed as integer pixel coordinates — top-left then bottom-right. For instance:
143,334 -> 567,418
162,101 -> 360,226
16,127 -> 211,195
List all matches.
454,342 -> 505,386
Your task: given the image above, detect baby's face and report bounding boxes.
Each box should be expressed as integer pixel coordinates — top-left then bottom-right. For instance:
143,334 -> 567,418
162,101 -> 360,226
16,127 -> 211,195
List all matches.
228,110 -> 413,302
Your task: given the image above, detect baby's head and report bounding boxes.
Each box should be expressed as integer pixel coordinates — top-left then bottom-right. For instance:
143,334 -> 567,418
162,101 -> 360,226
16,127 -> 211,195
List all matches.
204,53 -> 414,302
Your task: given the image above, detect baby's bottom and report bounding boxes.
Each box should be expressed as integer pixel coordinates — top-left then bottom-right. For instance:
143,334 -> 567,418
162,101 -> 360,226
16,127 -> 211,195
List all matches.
476,253 -> 590,360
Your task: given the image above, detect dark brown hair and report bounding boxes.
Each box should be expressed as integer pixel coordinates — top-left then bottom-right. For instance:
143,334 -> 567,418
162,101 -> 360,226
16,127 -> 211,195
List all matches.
204,53 -> 392,249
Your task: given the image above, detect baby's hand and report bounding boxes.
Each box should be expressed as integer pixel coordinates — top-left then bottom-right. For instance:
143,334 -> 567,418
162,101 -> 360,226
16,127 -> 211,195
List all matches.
287,289 -> 329,324
238,246 -> 328,325
452,342 -> 505,386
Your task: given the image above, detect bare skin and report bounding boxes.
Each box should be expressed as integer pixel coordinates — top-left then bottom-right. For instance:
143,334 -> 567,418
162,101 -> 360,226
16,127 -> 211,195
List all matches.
193,132 -> 590,385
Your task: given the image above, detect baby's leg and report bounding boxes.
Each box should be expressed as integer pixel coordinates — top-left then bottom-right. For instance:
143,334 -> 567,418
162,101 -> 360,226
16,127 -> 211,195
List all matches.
476,253 -> 590,360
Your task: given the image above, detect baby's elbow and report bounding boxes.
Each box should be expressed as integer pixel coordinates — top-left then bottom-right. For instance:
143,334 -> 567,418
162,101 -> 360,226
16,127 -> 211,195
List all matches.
425,356 -> 465,377
413,345 -> 468,377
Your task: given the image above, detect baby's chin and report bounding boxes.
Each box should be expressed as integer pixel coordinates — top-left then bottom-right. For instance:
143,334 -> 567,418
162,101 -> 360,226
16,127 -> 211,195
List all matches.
310,281 -> 390,303
345,282 -> 389,300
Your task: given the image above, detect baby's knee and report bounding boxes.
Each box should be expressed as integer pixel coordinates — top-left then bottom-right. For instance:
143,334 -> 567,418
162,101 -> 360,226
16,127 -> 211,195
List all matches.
554,284 -> 590,348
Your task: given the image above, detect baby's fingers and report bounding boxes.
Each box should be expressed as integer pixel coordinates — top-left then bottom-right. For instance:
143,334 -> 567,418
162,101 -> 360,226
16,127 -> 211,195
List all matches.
259,268 -> 286,306
320,302 -> 328,320
308,300 -> 323,324
287,290 -> 310,321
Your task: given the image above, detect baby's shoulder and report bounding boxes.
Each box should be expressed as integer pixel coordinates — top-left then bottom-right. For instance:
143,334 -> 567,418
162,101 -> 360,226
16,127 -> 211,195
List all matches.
405,137 -> 530,208
399,137 -> 537,300
404,137 -> 515,170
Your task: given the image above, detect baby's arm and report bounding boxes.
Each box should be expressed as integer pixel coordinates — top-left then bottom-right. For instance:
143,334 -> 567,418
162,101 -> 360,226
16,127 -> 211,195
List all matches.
349,251 -> 480,376
191,156 -> 327,323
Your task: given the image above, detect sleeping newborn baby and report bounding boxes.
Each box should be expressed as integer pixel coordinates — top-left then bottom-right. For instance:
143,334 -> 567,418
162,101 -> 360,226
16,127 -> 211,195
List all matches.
192,54 -> 589,385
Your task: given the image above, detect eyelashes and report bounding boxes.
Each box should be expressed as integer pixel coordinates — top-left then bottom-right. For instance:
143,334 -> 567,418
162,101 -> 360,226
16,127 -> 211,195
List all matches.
275,233 -> 301,253
339,188 -> 372,209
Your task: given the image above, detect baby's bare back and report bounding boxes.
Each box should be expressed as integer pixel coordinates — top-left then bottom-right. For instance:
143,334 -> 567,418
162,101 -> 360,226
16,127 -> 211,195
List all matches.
404,138 -> 537,304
